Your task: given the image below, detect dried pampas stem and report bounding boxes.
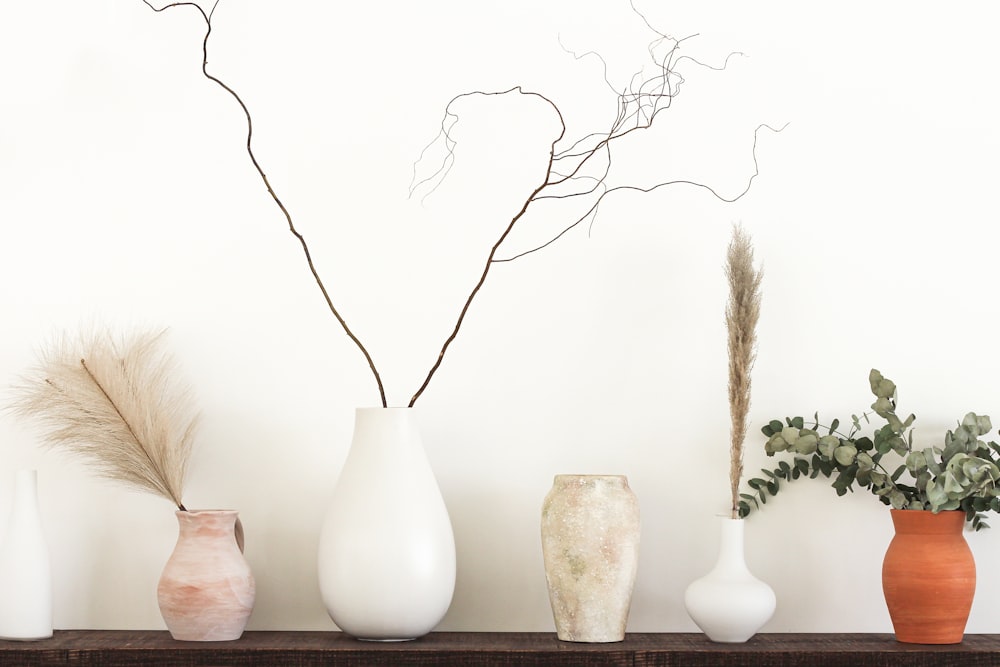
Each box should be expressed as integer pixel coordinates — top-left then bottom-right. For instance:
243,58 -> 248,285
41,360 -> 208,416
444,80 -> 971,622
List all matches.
726,225 -> 763,519
9,329 -> 197,510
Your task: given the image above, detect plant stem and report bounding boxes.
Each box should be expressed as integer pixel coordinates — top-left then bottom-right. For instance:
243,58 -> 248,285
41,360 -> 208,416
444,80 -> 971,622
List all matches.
143,1 -> 388,408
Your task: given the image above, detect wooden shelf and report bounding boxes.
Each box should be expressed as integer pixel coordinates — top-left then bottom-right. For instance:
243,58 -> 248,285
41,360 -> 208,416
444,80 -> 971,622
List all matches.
3,631 -> 1000,666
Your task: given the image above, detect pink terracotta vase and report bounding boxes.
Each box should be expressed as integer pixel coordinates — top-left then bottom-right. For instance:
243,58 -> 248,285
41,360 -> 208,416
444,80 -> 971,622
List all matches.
157,510 -> 255,641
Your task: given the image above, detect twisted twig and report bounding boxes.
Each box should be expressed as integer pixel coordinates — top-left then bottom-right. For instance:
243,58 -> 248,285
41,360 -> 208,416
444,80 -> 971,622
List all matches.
143,0 -> 387,407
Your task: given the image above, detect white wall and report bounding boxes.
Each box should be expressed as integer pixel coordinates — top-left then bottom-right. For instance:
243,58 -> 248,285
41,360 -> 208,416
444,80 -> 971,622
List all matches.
2,0 -> 999,634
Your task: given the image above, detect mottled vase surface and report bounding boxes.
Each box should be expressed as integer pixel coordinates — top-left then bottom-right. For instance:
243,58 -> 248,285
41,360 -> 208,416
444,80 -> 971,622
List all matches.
541,474 -> 640,643
157,510 -> 255,642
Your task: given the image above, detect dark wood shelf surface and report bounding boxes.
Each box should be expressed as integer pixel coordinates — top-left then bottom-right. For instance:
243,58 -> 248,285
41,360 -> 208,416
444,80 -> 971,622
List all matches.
3,630 -> 1000,666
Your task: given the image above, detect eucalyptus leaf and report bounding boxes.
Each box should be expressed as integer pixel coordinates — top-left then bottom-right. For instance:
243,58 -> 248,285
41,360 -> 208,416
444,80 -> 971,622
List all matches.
834,444 -> 858,466
741,368 -> 1000,528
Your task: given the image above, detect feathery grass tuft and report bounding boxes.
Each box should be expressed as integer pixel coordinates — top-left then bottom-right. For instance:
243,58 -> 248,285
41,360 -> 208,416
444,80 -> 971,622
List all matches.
8,328 -> 197,510
726,225 -> 763,518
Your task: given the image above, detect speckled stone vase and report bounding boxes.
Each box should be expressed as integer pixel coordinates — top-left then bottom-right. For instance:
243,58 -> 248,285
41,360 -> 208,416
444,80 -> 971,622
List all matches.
540,474 -> 640,643
157,510 -> 255,641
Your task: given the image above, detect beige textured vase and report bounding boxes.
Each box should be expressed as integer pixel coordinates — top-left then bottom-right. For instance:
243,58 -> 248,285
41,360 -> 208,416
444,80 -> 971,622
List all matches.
157,510 -> 255,641
540,474 -> 640,642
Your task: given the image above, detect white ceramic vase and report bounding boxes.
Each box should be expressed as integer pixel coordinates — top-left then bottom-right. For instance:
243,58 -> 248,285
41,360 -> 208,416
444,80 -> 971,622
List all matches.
318,407 -> 456,640
684,517 -> 775,643
540,474 -> 640,642
0,469 -> 53,641
157,510 -> 255,641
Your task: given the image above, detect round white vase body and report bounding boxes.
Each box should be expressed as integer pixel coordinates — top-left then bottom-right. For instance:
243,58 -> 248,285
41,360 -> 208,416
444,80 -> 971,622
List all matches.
540,474 -> 640,642
318,407 -> 456,640
684,517 -> 775,643
0,470 -> 53,641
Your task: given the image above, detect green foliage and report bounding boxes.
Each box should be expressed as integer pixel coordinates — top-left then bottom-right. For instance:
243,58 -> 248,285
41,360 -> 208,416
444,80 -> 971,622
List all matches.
741,369 -> 1000,530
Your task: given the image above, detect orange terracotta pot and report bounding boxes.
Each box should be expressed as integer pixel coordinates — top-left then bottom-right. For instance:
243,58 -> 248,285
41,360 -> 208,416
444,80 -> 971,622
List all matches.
881,509 -> 975,644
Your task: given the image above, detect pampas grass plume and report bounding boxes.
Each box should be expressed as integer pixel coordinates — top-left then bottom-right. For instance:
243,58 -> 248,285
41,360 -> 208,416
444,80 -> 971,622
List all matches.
8,328 -> 197,510
727,225 -> 763,518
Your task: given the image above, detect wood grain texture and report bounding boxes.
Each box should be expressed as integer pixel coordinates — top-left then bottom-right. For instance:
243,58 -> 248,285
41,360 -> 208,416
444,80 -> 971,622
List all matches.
2,631 -> 1000,666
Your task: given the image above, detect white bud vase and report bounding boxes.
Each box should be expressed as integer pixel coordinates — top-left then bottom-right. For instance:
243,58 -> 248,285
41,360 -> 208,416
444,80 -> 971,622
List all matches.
683,517 -> 775,643
318,407 -> 456,640
540,474 -> 641,642
0,470 -> 53,640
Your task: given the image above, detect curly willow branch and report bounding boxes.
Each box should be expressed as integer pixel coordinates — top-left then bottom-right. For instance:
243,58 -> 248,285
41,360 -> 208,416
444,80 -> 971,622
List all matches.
144,1 -> 783,408
143,0 -> 387,407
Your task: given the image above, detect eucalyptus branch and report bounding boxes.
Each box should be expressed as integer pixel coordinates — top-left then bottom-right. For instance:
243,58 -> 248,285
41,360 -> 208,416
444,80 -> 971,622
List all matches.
742,371 -> 1000,531
143,0 -> 387,407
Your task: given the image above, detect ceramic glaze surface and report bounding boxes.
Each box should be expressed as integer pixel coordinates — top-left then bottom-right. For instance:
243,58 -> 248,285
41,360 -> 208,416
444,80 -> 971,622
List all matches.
540,474 -> 640,643
684,517 -> 775,643
0,470 -> 53,641
157,510 -> 255,642
882,509 -> 975,644
318,407 -> 456,640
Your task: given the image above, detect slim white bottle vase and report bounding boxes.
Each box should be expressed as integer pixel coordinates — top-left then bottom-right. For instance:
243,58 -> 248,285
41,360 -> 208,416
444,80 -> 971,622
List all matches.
0,469 -> 53,640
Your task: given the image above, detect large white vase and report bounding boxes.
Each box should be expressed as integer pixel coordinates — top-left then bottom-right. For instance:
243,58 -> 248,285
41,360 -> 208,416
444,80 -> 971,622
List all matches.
318,407 -> 456,640
0,469 -> 53,641
683,517 -> 775,643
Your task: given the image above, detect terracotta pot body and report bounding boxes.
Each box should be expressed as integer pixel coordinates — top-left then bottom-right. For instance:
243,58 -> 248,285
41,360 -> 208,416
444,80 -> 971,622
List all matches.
683,517 -> 775,643
540,474 -> 640,643
882,509 -> 975,644
157,510 -> 255,641
318,407 -> 456,640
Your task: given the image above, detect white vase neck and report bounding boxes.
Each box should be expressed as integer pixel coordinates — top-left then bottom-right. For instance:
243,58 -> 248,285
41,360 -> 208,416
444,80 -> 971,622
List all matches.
713,518 -> 751,574
13,470 -> 39,509
352,408 -> 421,448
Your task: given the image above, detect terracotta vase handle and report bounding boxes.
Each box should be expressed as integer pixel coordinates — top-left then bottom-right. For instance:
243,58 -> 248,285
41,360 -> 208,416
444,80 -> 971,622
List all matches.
234,517 -> 245,554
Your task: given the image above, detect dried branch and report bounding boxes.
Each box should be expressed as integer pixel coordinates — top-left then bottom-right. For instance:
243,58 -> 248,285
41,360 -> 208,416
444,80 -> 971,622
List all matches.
142,1 -> 388,407
8,329 -> 197,510
407,87 -> 566,407
725,225 -> 763,518
140,1 -> 781,408
406,4 -> 783,404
